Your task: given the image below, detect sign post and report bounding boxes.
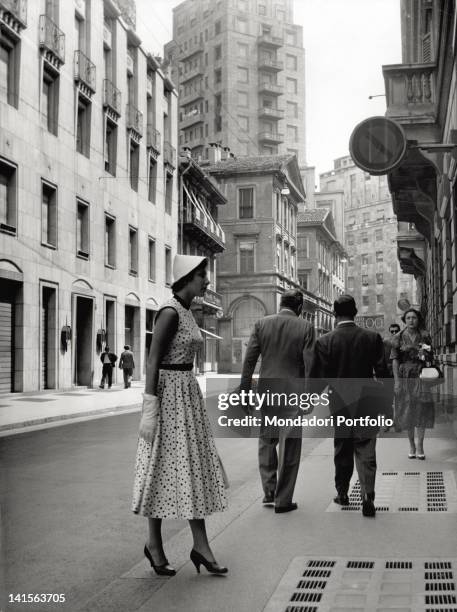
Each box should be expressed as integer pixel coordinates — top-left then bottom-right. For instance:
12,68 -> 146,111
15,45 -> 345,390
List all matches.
349,116 -> 407,175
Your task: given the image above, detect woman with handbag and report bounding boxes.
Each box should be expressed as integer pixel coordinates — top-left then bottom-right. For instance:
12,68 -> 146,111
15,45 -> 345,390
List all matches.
391,308 -> 437,460
132,255 -> 228,576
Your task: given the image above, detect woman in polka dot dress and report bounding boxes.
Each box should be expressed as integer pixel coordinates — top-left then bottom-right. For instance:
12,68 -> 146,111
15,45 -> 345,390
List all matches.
132,255 -> 228,576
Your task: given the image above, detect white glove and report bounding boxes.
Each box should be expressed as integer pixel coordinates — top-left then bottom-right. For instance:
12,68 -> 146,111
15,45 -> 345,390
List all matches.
139,394 -> 160,443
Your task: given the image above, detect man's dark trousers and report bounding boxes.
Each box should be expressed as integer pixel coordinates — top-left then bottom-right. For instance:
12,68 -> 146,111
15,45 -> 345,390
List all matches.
334,437 -> 377,499
101,364 -> 113,388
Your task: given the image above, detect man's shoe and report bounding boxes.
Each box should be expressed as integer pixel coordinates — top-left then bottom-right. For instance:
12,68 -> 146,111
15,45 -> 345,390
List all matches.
274,503 -> 298,514
362,495 -> 376,517
99,385 -> 104,389
262,494 -> 274,504
333,494 -> 349,506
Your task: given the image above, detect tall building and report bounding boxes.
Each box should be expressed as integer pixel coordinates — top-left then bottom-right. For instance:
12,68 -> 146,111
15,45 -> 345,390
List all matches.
165,0 -> 306,165
0,0 -> 178,392
204,151 -> 305,372
320,156 -> 416,334
382,0 -> 457,393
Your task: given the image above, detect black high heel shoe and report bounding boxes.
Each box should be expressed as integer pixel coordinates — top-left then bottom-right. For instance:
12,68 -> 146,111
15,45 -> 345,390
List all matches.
190,549 -> 228,575
144,545 -> 176,576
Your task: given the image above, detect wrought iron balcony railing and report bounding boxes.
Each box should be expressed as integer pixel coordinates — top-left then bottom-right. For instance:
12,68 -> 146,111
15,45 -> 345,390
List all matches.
39,14 -> 65,63
103,79 -> 121,115
0,0 -> 27,26
74,50 -> 96,92
126,103 -> 143,136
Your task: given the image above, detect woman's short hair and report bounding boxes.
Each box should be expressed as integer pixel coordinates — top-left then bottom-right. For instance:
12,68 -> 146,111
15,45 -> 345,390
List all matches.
401,307 -> 425,328
171,258 -> 208,293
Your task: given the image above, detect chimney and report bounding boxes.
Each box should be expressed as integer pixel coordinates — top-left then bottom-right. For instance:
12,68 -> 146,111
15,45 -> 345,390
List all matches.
208,142 -> 222,164
221,146 -> 231,161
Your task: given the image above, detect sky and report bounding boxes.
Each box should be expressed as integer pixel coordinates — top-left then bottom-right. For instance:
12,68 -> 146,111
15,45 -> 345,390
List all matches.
135,0 -> 402,185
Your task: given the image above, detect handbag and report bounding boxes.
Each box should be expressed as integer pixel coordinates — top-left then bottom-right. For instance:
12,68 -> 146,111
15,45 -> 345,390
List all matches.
419,365 -> 443,385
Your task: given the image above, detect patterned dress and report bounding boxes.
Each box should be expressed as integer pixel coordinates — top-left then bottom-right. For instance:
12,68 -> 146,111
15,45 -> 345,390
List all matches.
132,296 -> 227,519
390,329 -> 435,430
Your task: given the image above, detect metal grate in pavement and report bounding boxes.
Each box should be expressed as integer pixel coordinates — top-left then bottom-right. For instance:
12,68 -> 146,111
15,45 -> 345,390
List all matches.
263,557 -> 457,612
12,397 -> 57,402
326,471 -> 457,513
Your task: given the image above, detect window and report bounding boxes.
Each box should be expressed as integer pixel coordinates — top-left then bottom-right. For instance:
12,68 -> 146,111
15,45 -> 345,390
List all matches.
361,253 -> 369,265
376,294 -> 384,304
238,0 -> 247,10
237,42 -> 248,58
287,101 -> 298,118
239,242 -> 254,273
0,34 -> 19,108
0,158 -> 17,234
299,273 -> 308,290
104,118 -> 117,175
347,276 -> 354,288
258,4 -> 266,15
347,234 -> 354,245
286,54 -> 297,71
76,95 -> 91,157
362,295 -> 369,306
105,214 -> 116,268
76,199 -> 89,259
214,68 -> 222,84
362,212 -> 370,223
215,20 -> 221,35
239,187 -> 254,218
41,181 -> 57,248
165,246 -> 172,285
276,7 -> 285,20
376,207 -> 384,220
287,124 -> 298,141
148,237 -> 156,281
42,66 -> 59,135
361,232 -> 368,243
165,174 -> 173,214
215,44 -> 222,60
236,17 -> 248,33
286,78 -> 297,94
298,235 -> 309,257
238,91 -> 248,106
376,272 -> 384,284
237,67 -> 248,83
375,229 -> 383,241
362,274 -> 369,286
129,140 -> 139,192
376,250 -> 383,262
128,226 -> 138,275
148,158 -> 157,203
286,30 -> 296,46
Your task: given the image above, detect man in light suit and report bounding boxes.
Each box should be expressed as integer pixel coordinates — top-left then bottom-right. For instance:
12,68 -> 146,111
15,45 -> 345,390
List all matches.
310,295 -> 387,517
240,290 -> 315,513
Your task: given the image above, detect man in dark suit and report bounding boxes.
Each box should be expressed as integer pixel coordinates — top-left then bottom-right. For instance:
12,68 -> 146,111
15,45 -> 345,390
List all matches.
99,346 -> 117,389
311,295 -> 386,517
240,290 -> 315,513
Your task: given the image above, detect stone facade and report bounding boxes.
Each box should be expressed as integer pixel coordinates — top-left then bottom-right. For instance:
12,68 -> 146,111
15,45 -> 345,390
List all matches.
0,0 -> 178,392
165,0 -> 306,165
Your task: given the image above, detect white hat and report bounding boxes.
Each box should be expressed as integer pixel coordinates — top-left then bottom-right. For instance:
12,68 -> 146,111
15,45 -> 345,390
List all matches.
172,254 -> 207,284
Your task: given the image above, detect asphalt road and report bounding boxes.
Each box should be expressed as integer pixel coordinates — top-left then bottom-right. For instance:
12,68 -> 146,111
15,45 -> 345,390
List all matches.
0,413 -> 260,612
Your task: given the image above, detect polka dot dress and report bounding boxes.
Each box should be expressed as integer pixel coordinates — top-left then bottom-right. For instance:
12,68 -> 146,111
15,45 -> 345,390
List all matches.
132,297 -> 227,519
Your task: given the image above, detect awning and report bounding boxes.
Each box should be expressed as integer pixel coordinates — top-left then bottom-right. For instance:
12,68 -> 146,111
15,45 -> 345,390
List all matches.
200,328 -> 223,340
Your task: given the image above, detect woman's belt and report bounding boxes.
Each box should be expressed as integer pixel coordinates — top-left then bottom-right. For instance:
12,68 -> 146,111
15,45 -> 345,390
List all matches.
159,363 -> 193,371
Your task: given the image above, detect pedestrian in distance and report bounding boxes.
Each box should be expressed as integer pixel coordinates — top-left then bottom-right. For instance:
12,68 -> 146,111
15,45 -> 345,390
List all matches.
382,323 -> 401,432
310,295 -> 387,517
132,255 -> 228,577
119,345 -> 135,388
99,345 -> 117,389
391,308 -> 436,460
239,289 -> 315,514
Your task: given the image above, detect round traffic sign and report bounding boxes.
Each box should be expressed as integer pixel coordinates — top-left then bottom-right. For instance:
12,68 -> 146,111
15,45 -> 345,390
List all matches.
349,116 -> 407,175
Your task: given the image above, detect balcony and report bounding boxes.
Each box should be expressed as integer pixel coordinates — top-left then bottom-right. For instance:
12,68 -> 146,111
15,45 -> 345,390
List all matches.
258,106 -> 284,120
258,131 -> 284,144
74,50 -> 96,94
383,62 -> 438,141
126,103 -> 143,138
181,109 -> 204,129
181,202 -> 225,253
194,287 -> 223,311
257,31 -> 283,49
258,57 -> 283,72
180,42 -> 204,60
258,80 -> 283,96
180,87 -> 205,106
396,223 -> 426,277
180,66 -> 204,85
147,126 -> 161,155
39,15 -> 65,67
163,141 -> 176,169
103,79 -> 121,117
0,0 -> 27,31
